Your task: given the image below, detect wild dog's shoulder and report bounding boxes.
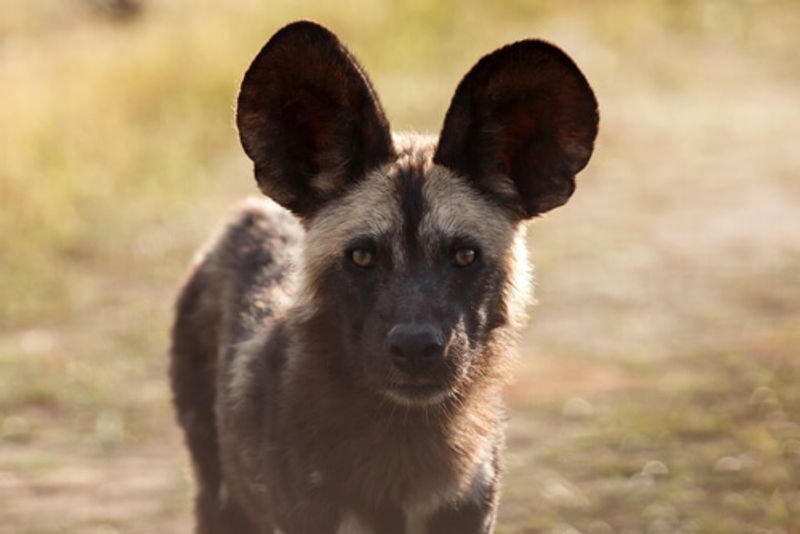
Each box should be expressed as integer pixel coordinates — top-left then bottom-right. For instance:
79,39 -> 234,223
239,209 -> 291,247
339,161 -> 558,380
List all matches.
173,196 -> 302,321
174,196 -> 303,356
195,196 -> 304,271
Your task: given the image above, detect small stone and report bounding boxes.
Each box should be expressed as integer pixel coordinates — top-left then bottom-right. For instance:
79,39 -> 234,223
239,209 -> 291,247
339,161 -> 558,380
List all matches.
562,397 -> 594,419
749,386 -> 776,405
586,521 -> 613,534
782,439 -> 800,456
94,410 -> 124,444
628,472 -> 655,488
19,329 -> 57,355
714,456 -> 742,473
647,517 -> 675,534
642,502 -> 677,520
737,452 -> 760,470
641,460 -> 669,477
541,478 -> 591,508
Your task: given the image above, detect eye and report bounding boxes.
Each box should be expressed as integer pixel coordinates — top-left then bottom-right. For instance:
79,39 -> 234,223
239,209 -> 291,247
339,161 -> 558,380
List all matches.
453,247 -> 477,267
350,248 -> 375,268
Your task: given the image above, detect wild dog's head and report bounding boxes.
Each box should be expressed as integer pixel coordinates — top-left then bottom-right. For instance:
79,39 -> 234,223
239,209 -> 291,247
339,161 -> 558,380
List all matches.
237,21 -> 598,406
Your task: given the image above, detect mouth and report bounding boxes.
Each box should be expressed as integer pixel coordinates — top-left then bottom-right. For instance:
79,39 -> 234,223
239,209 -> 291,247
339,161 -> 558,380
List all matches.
383,382 -> 451,407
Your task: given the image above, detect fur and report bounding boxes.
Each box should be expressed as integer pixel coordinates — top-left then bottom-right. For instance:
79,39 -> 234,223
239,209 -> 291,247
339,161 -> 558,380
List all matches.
171,20 -> 598,534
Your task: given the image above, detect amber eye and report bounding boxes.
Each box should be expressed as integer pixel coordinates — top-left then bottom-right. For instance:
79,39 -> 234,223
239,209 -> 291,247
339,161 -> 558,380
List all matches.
453,247 -> 477,267
350,249 -> 374,268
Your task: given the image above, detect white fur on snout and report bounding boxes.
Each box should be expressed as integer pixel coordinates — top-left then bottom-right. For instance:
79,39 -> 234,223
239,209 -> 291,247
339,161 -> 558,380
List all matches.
218,483 -> 228,508
382,388 -> 451,408
404,498 -> 438,534
336,512 -> 375,534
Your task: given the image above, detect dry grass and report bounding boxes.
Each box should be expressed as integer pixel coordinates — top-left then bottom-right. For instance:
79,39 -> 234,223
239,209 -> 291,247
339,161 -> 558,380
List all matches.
1,0 -> 799,532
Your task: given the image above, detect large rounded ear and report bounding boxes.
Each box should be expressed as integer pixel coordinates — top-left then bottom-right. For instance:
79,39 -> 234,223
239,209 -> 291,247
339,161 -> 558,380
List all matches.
434,40 -> 599,218
236,21 -> 395,217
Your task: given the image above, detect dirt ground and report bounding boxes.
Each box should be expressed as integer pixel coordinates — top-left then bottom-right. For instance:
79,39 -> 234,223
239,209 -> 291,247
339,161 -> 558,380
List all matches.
1,1 -> 799,532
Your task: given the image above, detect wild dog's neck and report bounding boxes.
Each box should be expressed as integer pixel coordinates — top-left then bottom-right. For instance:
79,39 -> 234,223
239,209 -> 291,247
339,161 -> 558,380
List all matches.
276,304 -> 506,504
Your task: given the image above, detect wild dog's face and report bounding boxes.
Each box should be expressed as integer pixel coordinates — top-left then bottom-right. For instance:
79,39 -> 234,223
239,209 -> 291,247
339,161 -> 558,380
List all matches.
298,141 -> 529,406
237,21 -> 598,406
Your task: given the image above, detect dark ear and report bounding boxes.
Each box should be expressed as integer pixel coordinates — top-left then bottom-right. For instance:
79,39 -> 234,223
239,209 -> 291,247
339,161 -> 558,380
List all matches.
236,21 -> 394,217
434,40 -> 598,218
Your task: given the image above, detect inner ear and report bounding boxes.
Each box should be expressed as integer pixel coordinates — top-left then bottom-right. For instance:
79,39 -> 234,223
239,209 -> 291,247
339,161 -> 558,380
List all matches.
434,39 -> 599,218
236,21 -> 394,217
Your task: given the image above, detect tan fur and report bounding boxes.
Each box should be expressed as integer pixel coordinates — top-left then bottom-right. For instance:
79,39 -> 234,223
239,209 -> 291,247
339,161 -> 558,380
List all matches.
173,22 -> 598,533
172,136 -> 528,533
294,134 -> 532,332
278,329 -> 502,495
293,166 -> 400,321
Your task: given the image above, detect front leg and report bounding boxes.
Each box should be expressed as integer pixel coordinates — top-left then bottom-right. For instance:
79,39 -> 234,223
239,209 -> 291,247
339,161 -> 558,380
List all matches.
426,457 -> 500,534
426,498 -> 497,534
274,494 -> 341,534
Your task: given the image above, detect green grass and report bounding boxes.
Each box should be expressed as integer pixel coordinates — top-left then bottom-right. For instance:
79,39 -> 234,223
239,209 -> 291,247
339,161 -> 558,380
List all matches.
1,0 -> 800,532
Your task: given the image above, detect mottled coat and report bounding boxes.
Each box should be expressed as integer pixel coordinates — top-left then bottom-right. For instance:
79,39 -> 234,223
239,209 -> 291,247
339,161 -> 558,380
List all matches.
170,21 -> 598,534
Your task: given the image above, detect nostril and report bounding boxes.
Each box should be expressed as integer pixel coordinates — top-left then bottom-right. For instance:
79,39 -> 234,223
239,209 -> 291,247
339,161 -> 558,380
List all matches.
389,342 -> 409,361
419,339 -> 444,360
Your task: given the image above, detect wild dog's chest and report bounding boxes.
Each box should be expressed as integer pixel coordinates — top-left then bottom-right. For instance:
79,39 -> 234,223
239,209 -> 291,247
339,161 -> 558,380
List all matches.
294,437 -> 495,534
271,360 -> 502,531
272,506 -> 438,534
332,506 -> 433,534
331,454 -> 495,534
302,433 -> 461,507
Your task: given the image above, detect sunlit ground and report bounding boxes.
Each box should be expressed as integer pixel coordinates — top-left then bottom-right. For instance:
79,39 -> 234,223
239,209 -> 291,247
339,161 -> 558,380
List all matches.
1,1 -> 799,532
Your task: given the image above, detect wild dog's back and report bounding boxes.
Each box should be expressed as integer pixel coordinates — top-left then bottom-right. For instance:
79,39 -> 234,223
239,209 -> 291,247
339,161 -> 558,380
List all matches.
170,197 -> 302,532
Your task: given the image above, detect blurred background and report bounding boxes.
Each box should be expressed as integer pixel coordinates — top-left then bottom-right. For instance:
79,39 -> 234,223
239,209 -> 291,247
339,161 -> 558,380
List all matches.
1,0 -> 799,532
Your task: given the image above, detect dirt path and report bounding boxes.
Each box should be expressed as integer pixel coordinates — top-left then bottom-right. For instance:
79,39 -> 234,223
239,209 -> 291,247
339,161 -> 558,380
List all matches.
1,430 -> 189,534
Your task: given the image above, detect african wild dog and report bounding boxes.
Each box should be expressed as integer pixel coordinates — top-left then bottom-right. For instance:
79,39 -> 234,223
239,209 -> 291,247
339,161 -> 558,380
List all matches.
170,20 -> 598,534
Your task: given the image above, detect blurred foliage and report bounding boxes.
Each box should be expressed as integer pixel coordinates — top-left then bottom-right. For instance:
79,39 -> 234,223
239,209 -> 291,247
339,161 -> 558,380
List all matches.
1,0 -> 799,532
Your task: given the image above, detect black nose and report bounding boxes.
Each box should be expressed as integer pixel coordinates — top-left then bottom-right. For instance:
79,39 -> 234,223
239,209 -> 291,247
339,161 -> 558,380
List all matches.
388,324 -> 445,374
